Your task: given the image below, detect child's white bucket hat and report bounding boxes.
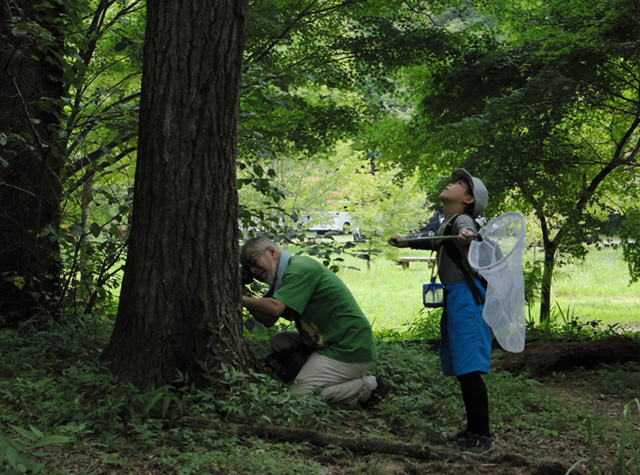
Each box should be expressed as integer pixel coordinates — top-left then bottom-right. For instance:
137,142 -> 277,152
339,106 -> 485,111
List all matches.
451,169 -> 488,218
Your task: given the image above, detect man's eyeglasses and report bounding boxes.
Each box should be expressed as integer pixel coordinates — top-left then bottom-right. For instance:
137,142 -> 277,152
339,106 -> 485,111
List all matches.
246,248 -> 267,270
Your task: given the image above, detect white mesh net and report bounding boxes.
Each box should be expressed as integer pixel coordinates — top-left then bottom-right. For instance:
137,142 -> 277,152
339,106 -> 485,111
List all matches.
468,212 -> 526,353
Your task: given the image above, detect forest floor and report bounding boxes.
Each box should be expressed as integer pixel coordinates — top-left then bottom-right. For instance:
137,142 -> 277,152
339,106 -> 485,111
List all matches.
305,335 -> 639,475
76,360 -> 635,474
7,328 -> 638,475
43,368 -> 629,475
327,367 -> 633,475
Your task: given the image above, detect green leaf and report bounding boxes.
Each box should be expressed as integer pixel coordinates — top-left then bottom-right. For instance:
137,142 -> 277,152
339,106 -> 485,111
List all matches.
37,99 -> 52,112
68,223 -> 83,236
90,222 -> 101,238
4,446 -> 20,466
33,435 -> 74,447
114,41 -> 129,52
145,392 -> 164,413
29,426 -> 44,439
12,426 -> 38,441
162,396 -> 172,418
32,450 -> 54,457
11,26 -> 28,37
4,444 -> 45,473
252,165 -> 264,177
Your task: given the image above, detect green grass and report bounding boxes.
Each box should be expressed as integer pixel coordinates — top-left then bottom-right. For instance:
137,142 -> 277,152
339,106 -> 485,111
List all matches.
299,241 -> 640,332
340,251 -> 433,333
551,246 -> 640,327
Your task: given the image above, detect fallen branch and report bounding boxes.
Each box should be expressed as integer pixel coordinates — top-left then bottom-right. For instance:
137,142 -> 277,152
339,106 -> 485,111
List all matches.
493,335 -> 640,377
161,417 -> 454,461
159,418 -> 577,472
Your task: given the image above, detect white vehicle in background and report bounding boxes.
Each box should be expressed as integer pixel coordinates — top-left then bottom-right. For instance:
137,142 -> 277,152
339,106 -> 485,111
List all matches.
308,210 -> 354,234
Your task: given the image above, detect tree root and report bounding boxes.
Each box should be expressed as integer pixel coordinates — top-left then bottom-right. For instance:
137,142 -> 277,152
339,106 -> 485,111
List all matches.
159,418 -> 586,473
161,417 -> 454,461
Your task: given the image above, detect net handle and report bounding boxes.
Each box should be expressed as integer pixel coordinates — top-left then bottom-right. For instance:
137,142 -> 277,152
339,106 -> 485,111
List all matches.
398,234 -> 479,246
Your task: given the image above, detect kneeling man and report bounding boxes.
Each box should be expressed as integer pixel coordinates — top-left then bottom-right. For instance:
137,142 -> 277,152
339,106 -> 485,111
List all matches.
241,236 -> 388,405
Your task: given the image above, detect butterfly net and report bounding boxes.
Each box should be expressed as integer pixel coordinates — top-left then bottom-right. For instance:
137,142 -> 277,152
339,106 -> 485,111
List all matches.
468,212 -> 526,353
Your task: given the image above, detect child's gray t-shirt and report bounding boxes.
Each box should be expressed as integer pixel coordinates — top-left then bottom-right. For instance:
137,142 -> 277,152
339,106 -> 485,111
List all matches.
410,213 -> 480,286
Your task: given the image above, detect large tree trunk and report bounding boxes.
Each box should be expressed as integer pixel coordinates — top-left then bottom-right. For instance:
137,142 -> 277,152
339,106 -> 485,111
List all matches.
0,2 -> 66,326
102,0 -> 252,389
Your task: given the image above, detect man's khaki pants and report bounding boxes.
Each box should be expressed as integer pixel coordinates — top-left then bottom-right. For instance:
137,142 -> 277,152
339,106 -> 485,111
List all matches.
270,330 -> 375,405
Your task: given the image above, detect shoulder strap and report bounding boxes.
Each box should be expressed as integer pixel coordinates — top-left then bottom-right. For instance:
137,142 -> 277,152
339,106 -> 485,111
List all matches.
440,214 -> 486,306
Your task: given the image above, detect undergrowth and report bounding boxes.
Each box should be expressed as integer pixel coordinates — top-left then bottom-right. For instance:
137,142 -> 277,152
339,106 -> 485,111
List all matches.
0,315 -> 637,473
525,302 -> 640,342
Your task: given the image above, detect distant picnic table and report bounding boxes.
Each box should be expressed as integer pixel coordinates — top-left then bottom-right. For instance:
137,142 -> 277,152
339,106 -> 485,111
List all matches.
396,256 -> 436,269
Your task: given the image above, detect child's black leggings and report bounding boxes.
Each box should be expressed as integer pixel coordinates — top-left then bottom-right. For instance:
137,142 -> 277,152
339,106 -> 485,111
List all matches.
457,371 -> 490,437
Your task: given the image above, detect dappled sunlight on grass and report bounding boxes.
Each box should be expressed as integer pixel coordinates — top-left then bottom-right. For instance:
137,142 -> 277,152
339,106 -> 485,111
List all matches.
337,251 -> 434,332
330,242 -> 640,332
551,247 -> 640,327
554,247 -> 640,297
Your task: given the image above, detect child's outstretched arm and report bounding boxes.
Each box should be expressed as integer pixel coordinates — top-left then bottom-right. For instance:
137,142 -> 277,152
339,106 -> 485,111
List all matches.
388,235 -> 408,248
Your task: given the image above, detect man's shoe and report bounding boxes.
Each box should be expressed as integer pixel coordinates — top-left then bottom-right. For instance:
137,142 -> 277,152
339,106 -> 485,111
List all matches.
374,375 -> 391,398
361,375 -> 391,408
462,434 -> 494,455
442,428 -> 471,444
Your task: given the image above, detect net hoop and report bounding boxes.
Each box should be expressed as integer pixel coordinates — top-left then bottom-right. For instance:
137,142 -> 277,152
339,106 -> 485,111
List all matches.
470,212 -> 526,272
468,211 -> 527,353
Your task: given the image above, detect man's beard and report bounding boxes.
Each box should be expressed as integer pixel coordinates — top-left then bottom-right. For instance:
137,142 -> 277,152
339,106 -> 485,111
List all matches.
264,260 -> 277,288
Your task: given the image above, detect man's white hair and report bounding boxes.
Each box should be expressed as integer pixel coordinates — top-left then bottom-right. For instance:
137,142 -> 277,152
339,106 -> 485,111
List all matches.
240,236 -> 280,265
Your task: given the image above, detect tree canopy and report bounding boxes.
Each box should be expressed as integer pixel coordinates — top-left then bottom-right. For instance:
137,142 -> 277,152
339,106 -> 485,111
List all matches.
364,0 -> 640,320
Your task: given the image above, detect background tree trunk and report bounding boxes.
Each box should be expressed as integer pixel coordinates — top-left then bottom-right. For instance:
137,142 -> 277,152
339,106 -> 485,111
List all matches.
102,0 -> 252,389
0,1 -> 66,326
79,175 -> 95,295
540,244 -> 556,323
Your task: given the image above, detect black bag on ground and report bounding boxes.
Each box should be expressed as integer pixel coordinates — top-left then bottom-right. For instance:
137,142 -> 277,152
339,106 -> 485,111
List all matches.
265,344 -> 310,383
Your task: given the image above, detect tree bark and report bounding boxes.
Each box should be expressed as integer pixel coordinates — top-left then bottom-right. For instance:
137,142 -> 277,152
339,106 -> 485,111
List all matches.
102,0 -> 253,389
539,245 -> 555,323
0,1 -> 66,325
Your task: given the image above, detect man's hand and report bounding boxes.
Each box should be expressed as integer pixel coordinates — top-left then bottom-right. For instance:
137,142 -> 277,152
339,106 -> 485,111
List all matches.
240,266 -> 254,286
388,235 -> 408,248
242,295 -> 286,327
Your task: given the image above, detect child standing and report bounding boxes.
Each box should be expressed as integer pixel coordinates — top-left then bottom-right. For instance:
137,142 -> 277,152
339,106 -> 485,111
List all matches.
389,169 -> 494,455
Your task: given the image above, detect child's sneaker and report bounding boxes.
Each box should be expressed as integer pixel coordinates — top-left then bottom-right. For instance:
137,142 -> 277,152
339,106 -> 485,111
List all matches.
442,428 -> 471,444
462,434 -> 494,455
